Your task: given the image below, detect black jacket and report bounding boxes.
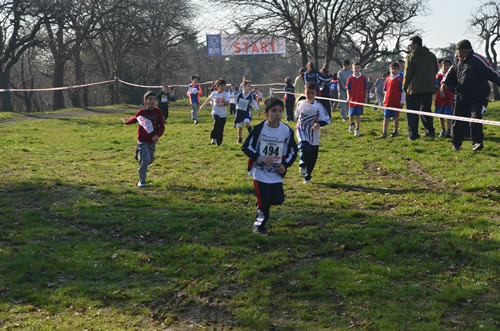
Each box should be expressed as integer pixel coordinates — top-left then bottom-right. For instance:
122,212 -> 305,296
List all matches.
443,52 -> 500,104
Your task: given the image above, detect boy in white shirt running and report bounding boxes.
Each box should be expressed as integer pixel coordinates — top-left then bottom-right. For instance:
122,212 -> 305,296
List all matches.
242,98 -> 298,234
200,78 -> 230,146
295,81 -> 331,183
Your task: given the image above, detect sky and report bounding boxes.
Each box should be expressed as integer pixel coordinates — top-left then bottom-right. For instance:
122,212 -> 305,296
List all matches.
196,0 -> 497,53
417,0 -> 484,50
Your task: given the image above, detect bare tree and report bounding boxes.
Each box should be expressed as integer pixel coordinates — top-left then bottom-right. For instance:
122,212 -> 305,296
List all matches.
339,0 -> 423,68
471,1 -> 500,100
0,0 -> 52,112
42,0 -> 124,110
213,0 -> 425,70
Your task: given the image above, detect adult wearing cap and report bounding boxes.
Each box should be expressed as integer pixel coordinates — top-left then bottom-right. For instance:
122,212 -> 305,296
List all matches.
403,36 -> 438,140
441,39 -> 500,151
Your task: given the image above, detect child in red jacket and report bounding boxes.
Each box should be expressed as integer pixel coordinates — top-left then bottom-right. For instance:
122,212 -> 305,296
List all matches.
123,91 -> 165,187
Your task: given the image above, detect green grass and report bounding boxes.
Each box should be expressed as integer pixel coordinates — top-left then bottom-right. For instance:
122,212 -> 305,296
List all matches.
0,101 -> 499,330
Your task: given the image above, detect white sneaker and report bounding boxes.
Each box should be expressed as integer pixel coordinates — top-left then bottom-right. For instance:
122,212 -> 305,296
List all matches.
255,209 -> 265,225
210,138 -> 216,145
303,179 -> 311,184
354,129 -> 360,137
299,166 -> 307,176
348,123 -> 355,133
137,181 -> 146,187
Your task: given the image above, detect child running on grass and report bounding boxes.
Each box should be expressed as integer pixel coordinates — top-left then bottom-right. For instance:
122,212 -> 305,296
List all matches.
234,81 -> 260,143
228,83 -> 239,115
187,75 -> 202,124
199,78 -> 230,146
381,62 -> 405,138
346,62 -> 368,137
295,81 -> 331,184
123,91 -> 165,187
242,97 -> 298,234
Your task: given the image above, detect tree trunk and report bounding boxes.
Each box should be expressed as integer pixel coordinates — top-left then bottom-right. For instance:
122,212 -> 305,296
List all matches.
52,59 -> 66,110
492,83 -> 500,101
0,70 -> 14,112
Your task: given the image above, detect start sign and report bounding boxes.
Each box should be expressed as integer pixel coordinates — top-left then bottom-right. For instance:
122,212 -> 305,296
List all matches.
207,34 -> 287,56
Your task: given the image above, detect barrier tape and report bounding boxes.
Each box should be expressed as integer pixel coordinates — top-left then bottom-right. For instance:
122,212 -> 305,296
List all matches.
0,79 -> 115,92
0,78 -> 283,93
274,91 -> 500,127
117,78 -> 214,89
251,83 -> 286,87
3,78 -> 497,127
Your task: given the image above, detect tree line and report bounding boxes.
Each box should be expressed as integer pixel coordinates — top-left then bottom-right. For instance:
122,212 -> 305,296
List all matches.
1,0 -> 498,113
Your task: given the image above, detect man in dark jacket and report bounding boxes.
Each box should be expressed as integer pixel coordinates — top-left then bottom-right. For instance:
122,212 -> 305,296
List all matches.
403,36 -> 438,140
442,39 -> 500,151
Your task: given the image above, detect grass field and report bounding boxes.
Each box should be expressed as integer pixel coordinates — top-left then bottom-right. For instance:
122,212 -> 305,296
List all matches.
0,100 -> 498,330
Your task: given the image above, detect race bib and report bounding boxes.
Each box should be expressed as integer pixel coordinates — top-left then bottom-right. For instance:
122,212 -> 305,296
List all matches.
237,98 -> 250,110
137,115 -> 154,134
161,96 -> 168,103
215,96 -> 224,104
189,87 -> 198,94
229,95 -> 237,104
260,136 -> 284,164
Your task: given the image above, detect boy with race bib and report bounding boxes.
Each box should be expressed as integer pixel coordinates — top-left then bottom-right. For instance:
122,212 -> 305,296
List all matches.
234,81 -> 260,143
199,78 -> 230,146
242,98 -> 298,234
123,91 -> 165,187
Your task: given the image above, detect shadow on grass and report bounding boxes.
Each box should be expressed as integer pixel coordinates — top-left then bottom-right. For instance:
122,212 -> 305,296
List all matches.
316,181 -> 426,195
0,180 -> 498,329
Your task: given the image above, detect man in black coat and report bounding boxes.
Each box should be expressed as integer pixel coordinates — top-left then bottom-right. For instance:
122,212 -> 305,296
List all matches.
442,40 -> 500,151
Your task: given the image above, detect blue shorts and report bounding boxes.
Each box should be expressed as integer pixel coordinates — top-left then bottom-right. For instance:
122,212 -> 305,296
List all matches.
349,106 -> 363,116
384,109 -> 399,118
435,105 -> 453,115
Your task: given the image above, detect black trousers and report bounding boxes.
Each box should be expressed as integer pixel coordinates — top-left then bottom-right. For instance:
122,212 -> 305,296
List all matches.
210,114 -> 226,145
285,97 -> 295,121
298,141 -> 319,181
254,180 -> 285,225
452,100 -> 483,147
160,106 -> 169,122
406,93 -> 435,139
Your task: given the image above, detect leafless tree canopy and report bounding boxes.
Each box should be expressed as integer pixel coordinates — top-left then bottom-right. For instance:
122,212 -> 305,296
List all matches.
214,0 -> 426,69
1,0 -> 435,112
471,1 -> 500,99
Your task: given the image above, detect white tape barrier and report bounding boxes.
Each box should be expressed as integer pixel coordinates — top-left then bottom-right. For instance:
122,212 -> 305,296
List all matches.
0,78 -> 284,93
117,78 -> 214,89
274,91 -> 500,127
0,80 -> 115,92
252,83 -> 286,87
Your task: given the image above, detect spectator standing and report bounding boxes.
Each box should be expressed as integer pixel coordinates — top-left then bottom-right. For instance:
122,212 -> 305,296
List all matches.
403,36 -> 438,140
337,59 -> 353,121
442,40 -> 500,151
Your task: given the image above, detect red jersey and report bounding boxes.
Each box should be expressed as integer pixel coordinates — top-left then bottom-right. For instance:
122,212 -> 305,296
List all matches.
383,75 -> 404,108
346,74 -> 367,109
124,107 -> 165,143
434,71 -> 454,107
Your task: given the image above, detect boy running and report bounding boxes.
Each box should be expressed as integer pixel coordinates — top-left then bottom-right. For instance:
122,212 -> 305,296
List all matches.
242,98 -> 298,234
234,81 -> 260,143
187,75 -> 202,124
199,78 -> 230,146
295,81 -> 331,184
123,91 -> 165,187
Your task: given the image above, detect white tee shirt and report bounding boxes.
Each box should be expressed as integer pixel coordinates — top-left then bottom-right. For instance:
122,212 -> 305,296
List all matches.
295,100 -> 331,145
250,122 -> 291,183
209,91 -> 230,117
